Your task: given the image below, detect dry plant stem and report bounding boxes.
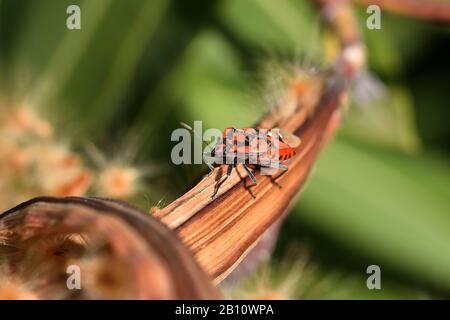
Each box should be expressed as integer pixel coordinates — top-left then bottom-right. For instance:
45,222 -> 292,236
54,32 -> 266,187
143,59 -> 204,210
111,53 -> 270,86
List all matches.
154,0 -> 361,285
155,82 -> 345,284
353,0 -> 450,22
0,0 -> 364,297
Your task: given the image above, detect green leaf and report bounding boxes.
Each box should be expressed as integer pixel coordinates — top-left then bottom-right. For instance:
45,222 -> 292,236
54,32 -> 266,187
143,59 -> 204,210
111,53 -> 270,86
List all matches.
343,86 -> 422,152
294,136 -> 450,291
135,29 -> 262,133
220,0 -> 316,53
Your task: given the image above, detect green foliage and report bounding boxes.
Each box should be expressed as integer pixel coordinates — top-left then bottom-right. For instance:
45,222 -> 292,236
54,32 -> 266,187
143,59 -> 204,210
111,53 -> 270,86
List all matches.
1,0 -> 449,298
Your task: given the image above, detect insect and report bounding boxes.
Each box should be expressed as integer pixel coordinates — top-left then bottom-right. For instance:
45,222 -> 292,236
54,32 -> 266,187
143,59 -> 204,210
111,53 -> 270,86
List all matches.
181,123 -> 301,197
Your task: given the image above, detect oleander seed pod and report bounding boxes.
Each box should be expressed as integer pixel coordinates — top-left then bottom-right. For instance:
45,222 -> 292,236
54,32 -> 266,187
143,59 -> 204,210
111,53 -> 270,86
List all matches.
0,197 -> 220,299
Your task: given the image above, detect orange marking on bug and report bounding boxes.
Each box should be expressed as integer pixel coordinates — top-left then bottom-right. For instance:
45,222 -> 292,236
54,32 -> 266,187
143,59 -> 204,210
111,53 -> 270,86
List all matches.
209,127 -> 301,197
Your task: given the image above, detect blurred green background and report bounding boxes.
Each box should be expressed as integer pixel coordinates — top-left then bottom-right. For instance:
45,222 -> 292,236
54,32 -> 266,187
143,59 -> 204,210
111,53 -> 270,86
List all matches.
1,0 -> 449,299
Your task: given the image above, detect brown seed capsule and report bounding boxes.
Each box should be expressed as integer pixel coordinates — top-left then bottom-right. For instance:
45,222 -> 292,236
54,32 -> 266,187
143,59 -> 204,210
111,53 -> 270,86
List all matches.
0,197 -> 220,299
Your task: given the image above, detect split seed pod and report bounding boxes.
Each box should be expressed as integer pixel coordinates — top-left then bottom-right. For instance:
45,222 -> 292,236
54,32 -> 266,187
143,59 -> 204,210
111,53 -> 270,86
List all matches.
0,197 -> 220,299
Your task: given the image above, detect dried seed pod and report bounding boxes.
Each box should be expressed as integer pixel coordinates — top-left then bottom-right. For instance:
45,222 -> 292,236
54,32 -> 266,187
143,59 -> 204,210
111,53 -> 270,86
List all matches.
0,197 -> 220,299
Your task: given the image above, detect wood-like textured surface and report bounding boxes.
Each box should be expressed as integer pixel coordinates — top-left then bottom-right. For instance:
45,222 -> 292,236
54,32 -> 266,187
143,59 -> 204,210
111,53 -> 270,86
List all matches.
155,75 -> 346,283
0,197 -> 220,299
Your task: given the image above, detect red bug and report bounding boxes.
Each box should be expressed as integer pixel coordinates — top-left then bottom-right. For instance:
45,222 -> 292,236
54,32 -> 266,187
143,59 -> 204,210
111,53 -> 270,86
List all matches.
181,123 -> 301,197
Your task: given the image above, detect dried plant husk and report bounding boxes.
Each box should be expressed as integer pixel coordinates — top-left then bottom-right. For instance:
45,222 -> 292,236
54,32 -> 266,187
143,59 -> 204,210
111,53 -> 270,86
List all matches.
154,71 -> 345,284
152,0 -> 368,285
0,197 -> 220,299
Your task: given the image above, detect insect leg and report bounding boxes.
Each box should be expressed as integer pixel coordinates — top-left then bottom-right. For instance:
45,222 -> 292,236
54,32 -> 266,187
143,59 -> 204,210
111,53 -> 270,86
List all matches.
212,164 -> 234,198
264,162 -> 288,189
242,163 -> 257,185
235,165 -> 256,198
205,162 -> 215,174
202,149 -> 217,175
